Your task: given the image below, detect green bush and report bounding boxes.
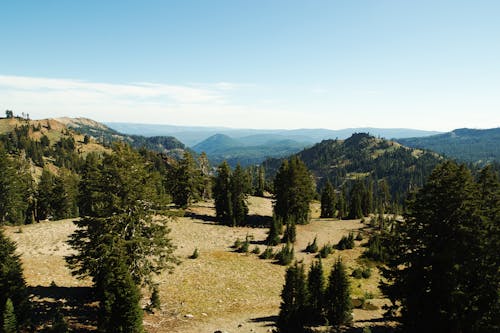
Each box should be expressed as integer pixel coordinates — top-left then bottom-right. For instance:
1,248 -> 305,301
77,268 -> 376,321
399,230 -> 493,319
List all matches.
189,248 -> 199,259
259,247 -> 274,259
251,246 -> 261,254
305,237 -> 319,253
318,243 -> 334,258
337,233 -> 355,250
275,243 -> 294,265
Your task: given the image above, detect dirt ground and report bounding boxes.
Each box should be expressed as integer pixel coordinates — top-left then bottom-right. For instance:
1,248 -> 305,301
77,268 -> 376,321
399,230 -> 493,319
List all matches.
4,196 -> 390,332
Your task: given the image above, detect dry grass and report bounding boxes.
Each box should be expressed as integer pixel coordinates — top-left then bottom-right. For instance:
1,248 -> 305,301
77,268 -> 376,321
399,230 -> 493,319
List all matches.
3,196 -> 389,332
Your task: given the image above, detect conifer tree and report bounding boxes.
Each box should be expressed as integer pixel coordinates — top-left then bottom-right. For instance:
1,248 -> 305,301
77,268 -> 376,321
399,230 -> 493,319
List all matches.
282,218 -> 297,244
266,215 -> 282,246
320,180 -> 336,218
213,161 -> 233,225
0,229 -> 30,329
277,262 -> 308,333
255,165 -> 266,197
306,259 -> 325,325
2,299 -> 16,333
230,164 -> 249,226
170,151 -> 201,207
66,143 -> 178,289
348,180 -> 365,219
382,161 -> 500,333
325,258 -> 352,327
97,252 -> 144,333
274,156 -> 315,225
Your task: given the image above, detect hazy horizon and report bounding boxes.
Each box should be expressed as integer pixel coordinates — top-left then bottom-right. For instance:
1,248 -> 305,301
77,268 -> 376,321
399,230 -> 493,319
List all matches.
1,1 -> 499,131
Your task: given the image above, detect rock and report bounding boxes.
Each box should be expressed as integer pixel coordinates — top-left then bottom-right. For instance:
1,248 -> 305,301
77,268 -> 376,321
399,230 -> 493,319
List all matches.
201,312 -> 208,316
184,314 -> 194,319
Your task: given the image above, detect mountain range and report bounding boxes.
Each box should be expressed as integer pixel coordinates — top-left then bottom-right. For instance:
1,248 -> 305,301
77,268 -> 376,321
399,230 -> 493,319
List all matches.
105,122 -> 441,146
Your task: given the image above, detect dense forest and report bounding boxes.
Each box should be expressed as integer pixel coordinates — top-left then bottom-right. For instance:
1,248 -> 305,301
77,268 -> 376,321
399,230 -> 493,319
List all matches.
397,127 -> 500,165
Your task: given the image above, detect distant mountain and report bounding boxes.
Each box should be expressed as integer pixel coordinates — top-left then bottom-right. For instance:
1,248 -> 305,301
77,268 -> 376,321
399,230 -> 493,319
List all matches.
105,122 -> 441,146
263,132 -> 443,197
192,133 -> 310,167
397,127 -> 500,165
59,118 -> 187,158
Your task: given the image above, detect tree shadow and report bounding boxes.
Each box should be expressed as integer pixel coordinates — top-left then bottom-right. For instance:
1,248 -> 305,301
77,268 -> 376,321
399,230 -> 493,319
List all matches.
29,285 -> 97,332
186,212 -> 218,223
249,315 -> 278,327
245,214 -> 272,228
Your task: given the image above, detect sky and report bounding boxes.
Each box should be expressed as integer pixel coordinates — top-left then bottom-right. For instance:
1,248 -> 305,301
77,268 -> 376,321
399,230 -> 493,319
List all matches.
0,0 -> 499,131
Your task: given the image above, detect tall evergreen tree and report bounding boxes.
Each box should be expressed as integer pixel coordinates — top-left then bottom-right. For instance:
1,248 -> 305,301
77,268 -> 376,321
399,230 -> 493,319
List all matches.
0,144 -> 32,225
274,156 -> 315,225
170,151 -> 201,207
213,161 -> 233,226
381,161 -> 500,333
320,180 -> 336,218
230,164 -> 249,226
277,262 -> 308,333
0,230 -> 30,329
66,143 -> 178,288
266,215 -> 282,246
348,180 -> 365,219
97,252 -> 144,333
306,259 -> 325,325
325,258 -> 352,327
255,165 -> 266,197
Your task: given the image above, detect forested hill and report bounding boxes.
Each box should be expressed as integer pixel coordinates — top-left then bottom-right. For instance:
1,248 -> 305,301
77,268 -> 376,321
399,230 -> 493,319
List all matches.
263,133 -> 443,200
56,117 -> 187,157
397,127 -> 500,165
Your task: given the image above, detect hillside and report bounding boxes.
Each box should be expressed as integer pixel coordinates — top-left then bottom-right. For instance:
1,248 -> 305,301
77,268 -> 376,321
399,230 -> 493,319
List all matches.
397,127 -> 500,164
192,133 -> 310,167
58,117 -> 187,157
106,122 -> 441,146
263,133 -> 443,198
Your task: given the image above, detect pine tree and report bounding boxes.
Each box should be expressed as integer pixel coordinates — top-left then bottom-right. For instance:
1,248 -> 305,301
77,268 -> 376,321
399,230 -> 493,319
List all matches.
36,168 -> 55,221
213,161 -> 233,226
230,164 -> 249,226
320,180 -> 336,218
274,156 -> 315,225
0,144 -> 33,225
381,161 -> 500,333
282,218 -> 297,244
0,230 -> 30,329
348,180 -> 365,219
325,258 -> 352,327
277,262 -> 308,333
97,252 -> 144,333
255,165 -> 266,197
66,143 -> 178,289
266,215 -> 282,246
170,151 -> 201,207
2,299 -> 16,333
306,259 -> 325,325
149,285 -> 161,312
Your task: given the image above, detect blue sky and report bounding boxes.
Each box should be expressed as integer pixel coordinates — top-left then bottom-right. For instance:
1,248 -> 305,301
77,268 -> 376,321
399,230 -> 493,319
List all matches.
0,1 -> 499,130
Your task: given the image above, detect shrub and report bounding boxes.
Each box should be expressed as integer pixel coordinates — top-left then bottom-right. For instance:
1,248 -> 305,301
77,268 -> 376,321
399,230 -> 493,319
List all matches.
305,237 -> 319,253
251,246 -> 261,254
259,247 -> 274,259
318,243 -> 334,258
336,233 -> 355,250
189,248 -> 199,259
361,267 -> 372,279
351,268 -> 363,279
355,232 -> 363,241
275,243 -> 294,265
